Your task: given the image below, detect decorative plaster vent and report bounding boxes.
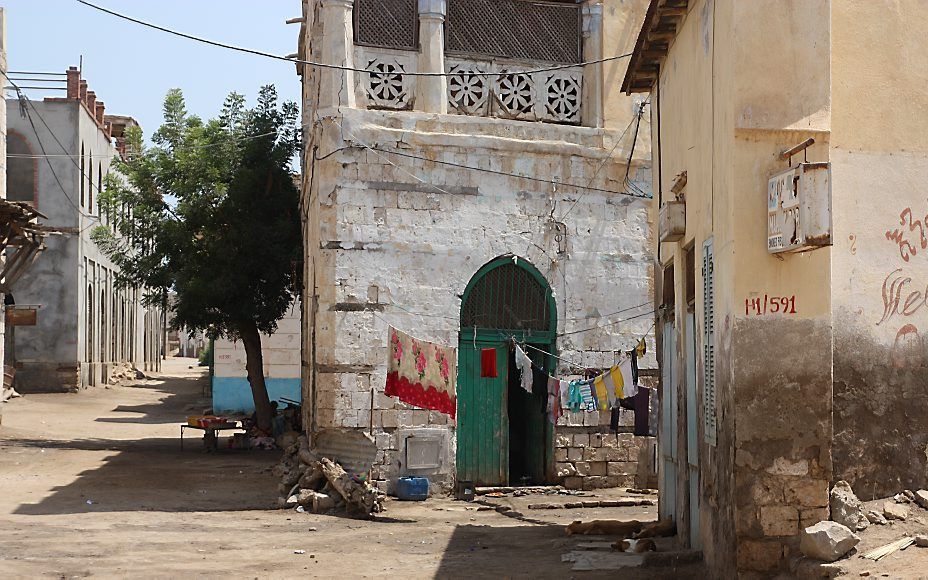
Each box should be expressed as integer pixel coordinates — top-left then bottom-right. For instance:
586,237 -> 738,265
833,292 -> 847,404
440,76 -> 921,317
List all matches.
447,58 -> 582,124
362,57 -> 413,110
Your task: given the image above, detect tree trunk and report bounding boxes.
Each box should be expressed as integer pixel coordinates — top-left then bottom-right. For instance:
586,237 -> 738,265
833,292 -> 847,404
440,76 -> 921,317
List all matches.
240,321 -> 274,433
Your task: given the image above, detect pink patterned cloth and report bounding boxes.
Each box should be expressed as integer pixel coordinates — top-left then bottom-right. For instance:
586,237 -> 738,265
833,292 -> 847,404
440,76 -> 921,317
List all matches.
385,327 -> 457,418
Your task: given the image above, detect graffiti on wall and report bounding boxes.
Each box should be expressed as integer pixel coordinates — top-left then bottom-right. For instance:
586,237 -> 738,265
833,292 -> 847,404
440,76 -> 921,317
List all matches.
885,207 -> 928,262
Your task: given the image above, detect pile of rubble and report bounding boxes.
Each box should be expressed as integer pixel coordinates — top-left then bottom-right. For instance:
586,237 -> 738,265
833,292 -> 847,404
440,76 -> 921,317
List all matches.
274,435 -> 385,518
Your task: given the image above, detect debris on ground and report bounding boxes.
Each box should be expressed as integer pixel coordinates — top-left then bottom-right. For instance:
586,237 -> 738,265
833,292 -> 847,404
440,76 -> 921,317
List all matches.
883,501 -> 909,521
800,521 -> 860,562
273,435 -> 385,518
861,536 -> 915,561
831,480 -> 869,531
865,510 -> 888,525
914,534 -> 928,548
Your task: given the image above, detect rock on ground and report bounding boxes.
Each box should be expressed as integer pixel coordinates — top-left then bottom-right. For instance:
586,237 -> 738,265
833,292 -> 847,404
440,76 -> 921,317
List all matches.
915,535 -> 928,548
830,480 -> 868,531
865,510 -> 888,525
914,490 -> 928,510
883,501 -> 909,521
800,521 -> 860,563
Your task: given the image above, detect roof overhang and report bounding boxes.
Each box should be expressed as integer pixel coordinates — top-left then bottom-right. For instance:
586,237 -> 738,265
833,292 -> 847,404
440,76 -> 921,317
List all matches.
621,0 -> 690,94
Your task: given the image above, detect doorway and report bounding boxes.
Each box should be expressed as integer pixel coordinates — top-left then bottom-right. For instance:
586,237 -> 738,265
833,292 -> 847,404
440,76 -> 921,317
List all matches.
456,257 -> 557,486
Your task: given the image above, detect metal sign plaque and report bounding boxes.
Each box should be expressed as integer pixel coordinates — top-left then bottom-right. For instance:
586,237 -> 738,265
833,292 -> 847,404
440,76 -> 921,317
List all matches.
767,162 -> 832,253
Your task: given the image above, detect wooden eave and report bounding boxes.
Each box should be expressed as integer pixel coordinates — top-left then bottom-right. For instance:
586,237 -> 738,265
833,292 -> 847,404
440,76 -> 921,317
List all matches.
621,0 -> 690,94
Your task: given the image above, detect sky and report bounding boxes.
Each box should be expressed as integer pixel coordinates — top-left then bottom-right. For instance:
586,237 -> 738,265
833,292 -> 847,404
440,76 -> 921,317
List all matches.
4,0 -> 302,141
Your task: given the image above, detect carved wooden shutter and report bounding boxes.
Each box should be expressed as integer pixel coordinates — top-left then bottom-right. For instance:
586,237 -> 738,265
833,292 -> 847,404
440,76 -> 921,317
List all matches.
702,238 -> 717,446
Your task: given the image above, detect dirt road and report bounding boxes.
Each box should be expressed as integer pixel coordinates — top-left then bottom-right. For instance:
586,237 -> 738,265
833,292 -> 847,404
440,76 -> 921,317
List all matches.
0,358 -> 694,579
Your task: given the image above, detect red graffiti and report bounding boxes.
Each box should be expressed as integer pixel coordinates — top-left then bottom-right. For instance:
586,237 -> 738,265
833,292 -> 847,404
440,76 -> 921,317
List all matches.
745,294 -> 797,316
885,207 -> 928,262
891,324 -> 923,369
878,268 -> 928,325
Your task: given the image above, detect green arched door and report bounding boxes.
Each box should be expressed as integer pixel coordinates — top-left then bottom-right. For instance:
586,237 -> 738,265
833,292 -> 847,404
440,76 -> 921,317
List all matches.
456,257 -> 557,486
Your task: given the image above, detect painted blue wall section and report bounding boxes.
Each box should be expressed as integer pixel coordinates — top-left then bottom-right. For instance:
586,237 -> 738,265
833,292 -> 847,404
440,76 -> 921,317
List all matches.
212,376 -> 301,414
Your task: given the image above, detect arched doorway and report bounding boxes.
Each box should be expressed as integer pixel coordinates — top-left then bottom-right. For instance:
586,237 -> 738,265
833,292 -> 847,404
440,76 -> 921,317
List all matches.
457,256 -> 556,486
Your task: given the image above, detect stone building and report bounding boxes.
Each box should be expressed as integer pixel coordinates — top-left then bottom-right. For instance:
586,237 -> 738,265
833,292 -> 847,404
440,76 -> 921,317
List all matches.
5,66 -> 163,392
623,0 -> 928,575
296,0 -> 657,492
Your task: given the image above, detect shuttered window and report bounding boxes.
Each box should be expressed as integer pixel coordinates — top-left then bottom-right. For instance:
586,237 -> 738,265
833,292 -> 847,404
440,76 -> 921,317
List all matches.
354,0 -> 418,50
702,238 -> 717,446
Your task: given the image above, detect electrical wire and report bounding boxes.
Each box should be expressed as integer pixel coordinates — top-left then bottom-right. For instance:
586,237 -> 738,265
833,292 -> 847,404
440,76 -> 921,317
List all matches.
558,309 -> 656,337
76,0 -> 632,78
363,145 -> 648,199
559,100 -> 651,220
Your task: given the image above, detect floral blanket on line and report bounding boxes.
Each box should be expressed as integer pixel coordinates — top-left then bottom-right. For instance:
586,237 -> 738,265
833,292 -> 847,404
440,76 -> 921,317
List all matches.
385,327 -> 457,419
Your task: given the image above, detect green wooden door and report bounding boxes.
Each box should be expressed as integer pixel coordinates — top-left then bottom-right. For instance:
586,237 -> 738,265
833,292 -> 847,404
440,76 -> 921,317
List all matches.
456,338 -> 509,485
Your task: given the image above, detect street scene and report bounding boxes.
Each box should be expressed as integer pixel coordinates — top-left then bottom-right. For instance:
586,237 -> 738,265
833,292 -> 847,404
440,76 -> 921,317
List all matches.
1,0 -> 927,578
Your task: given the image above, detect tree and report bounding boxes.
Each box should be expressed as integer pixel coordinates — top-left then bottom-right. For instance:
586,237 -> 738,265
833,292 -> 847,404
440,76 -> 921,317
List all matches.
92,86 -> 302,432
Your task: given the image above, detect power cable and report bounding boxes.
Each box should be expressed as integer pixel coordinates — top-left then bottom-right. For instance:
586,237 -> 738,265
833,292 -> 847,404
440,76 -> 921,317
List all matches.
559,100 -> 650,220
75,0 -> 632,78
558,309 -> 656,338
362,145 -> 648,199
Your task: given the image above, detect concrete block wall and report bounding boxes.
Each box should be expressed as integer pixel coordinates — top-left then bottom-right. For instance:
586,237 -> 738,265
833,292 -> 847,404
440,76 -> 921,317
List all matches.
212,304 -> 301,413
555,429 -> 654,490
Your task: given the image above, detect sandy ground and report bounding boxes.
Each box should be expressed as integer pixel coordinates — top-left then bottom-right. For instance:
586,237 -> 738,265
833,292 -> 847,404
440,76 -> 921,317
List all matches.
0,358 -> 700,579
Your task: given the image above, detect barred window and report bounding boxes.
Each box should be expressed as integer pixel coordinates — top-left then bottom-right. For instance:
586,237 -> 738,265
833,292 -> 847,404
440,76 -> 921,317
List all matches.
445,0 -> 582,64
354,0 -> 419,50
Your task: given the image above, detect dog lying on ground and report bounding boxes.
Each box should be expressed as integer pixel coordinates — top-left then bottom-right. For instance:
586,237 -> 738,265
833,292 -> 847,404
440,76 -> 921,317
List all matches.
565,519 -> 643,536
632,516 -> 675,539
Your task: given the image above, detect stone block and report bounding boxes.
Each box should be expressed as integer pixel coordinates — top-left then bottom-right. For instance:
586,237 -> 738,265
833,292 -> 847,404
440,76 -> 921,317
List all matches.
800,507 -> 830,529
786,479 -> 828,508
395,410 -> 414,427
375,431 -> 395,450
587,476 -> 609,489
556,462 -> 577,478
799,522 -> 859,563
574,461 -> 591,477
428,411 -> 448,426
759,505 -> 799,537
564,476 -> 584,490
555,434 -> 571,448
573,434 -> 590,448
567,447 -> 583,462
738,539 -> 785,572
583,447 -> 598,461
555,448 -> 568,462
590,433 -> 604,448
411,410 -> 429,426
380,409 -> 398,428
607,462 -> 630,477
589,462 -> 608,476
883,501 -> 908,521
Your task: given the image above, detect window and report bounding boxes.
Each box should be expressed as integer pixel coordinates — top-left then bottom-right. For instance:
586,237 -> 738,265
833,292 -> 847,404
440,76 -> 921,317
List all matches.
354,0 -> 418,50
7,132 -> 37,204
445,0 -> 582,64
80,144 -> 86,207
87,149 -> 93,212
97,163 -> 103,217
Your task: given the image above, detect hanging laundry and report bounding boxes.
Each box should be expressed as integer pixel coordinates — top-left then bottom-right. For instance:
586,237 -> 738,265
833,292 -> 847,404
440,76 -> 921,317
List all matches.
480,348 -> 498,378
634,386 -> 651,436
636,337 -> 647,358
578,380 -> 596,412
385,327 -> 457,418
603,364 -> 626,402
558,379 -> 570,411
567,380 -> 583,412
610,406 -> 621,433
547,376 -> 561,424
592,374 -> 610,411
648,388 -> 659,436
619,357 -> 638,399
514,344 -> 533,394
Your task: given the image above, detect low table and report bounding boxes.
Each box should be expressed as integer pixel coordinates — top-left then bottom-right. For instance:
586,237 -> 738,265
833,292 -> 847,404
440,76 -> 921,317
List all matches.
180,422 -> 243,450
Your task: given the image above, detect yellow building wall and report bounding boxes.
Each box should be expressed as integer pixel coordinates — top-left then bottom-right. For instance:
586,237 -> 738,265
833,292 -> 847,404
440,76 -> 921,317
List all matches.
830,0 -> 928,498
651,0 -> 834,575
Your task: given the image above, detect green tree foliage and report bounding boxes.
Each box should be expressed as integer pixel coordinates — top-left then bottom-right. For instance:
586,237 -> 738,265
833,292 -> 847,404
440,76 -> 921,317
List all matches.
93,86 -> 302,432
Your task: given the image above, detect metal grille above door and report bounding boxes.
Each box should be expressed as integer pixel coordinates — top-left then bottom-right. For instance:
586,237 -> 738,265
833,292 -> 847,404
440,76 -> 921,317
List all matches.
354,0 -> 418,50
445,0 -> 582,64
461,262 -> 551,332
